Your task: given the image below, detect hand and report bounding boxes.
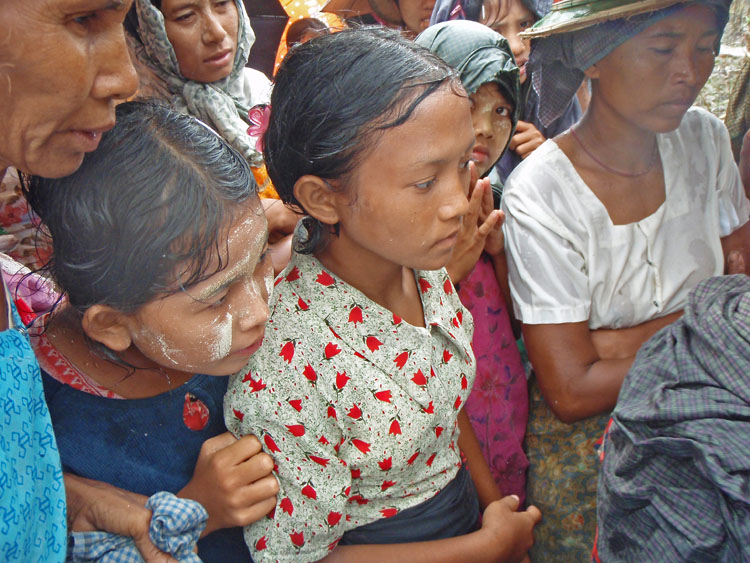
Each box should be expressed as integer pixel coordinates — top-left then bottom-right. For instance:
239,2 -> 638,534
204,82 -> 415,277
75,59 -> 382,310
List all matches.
445,163 -> 504,284
479,495 -> 541,563
726,249 -> 746,275
64,473 -> 175,563
178,433 -> 278,535
508,121 -> 545,160
261,198 -> 301,244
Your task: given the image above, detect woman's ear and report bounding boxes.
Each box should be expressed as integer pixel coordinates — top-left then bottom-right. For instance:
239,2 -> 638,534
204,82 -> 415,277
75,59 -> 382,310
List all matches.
82,305 -> 133,352
293,175 -> 342,226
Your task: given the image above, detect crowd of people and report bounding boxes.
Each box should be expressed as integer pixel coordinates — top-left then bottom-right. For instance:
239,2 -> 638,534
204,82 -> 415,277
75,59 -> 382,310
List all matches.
0,0 -> 748,561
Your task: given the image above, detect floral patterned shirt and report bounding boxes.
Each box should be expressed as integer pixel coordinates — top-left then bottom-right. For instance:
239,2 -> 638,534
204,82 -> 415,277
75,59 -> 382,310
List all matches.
225,251 -> 475,562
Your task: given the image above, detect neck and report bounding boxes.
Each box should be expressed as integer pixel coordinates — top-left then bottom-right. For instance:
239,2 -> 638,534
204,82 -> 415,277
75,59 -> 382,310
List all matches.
576,93 -> 658,169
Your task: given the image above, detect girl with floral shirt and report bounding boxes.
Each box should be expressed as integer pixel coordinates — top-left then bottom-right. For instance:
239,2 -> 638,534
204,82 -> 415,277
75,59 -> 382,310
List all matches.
225,27 -> 540,563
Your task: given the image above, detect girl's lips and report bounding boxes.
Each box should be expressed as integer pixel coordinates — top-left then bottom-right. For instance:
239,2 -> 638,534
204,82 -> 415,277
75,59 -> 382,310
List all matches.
205,49 -> 233,67
472,147 -> 490,162
232,338 -> 263,357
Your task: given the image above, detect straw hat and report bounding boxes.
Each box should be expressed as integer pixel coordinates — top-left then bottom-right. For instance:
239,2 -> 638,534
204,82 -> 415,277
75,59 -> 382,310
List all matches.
519,0 -> 686,38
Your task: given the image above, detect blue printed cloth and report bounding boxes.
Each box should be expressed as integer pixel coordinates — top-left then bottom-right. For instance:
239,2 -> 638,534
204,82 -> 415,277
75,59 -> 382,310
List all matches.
69,492 -> 207,562
0,296 -> 66,562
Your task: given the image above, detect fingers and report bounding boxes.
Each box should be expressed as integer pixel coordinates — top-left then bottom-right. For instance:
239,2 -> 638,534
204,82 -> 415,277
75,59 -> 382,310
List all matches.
468,160 -> 479,198
133,535 -> 176,563
476,210 -> 503,238
199,432 -> 239,458
499,494 -> 521,512
727,250 -> 745,275
524,504 -> 542,524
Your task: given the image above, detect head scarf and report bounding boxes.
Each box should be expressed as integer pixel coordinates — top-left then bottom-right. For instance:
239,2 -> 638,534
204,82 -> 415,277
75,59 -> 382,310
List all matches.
530,0 -> 731,127
415,20 -> 521,171
131,0 -> 262,164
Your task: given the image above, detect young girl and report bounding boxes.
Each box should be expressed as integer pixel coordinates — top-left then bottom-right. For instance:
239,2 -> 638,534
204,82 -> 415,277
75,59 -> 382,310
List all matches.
24,100 -> 278,561
225,27 -> 540,562
415,20 -> 529,501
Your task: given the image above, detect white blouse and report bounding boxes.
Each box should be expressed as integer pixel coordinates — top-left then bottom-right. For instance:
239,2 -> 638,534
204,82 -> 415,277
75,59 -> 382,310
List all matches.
502,107 -> 750,330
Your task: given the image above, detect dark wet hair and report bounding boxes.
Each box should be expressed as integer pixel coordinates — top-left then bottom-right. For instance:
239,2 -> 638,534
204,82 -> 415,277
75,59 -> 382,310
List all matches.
25,100 -> 257,315
263,26 -> 459,254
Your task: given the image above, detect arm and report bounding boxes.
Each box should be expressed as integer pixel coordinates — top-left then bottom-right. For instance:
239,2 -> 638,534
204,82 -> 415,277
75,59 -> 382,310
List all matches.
457,408 -> 502,509
177,433 -> 278,536
64,473 -> 174,563
322,496 -> 541,563
523,313 -> 682,423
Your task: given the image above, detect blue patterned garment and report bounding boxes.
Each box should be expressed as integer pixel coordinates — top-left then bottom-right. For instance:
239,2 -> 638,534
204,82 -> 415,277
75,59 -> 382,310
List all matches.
0,299 -> 66,561
69,492 -> 207,563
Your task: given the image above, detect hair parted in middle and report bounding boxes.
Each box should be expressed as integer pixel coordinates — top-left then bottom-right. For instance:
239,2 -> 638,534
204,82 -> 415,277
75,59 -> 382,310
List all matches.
263,25 -> 461,254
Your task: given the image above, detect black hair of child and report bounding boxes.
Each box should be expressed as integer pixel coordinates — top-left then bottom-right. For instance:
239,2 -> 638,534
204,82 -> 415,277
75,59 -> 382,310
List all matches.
263,26 -> 461,255
25,99 -> 258,315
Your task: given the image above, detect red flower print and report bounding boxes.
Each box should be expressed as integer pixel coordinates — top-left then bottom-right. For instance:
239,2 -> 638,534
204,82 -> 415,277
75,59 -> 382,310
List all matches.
328,539 -> 341,551
302,483 -> 317,500
443,349 -> 453,363
451,316 -> 460,328
327,405 -> 337,419
335,371 -> 350,390
280,497 -> 294,515
354,351 -> 366,360
309,454 -> 330,467
303,364 -> 317,382
244,374 -> 267,393
430,367 -> 436,378
274,277 -> 283,287
378,457 -> 392,471
434,426 -> 444,438
329,326 -> 341,339
394,351 -> 409,369
290,531 -> 305,548
380,507 -> 399,518
327,511 -> 342,527
351,468 -> 361,479
393,314 -> 402,325
423,401 -> 435,414
289,399 -> 303,412
264,434 -> 281,453
454,395 -> 462,410
279,341 -> 295,364
411,369 -> 427,386
456,311 -> 463,324
461,375 -> 468,390
319,435 -> 330,446
348,495 -> 369,505
352,438 -> 371,454
389,419 -> 402,435
365,336 -> 383,352
325,342 -> 342,359
349,306 -> 363,325
297,297 -> 309,311
425,453 -> 437,466
407,451 -> 420,465
285,266 -> 300,282
347,404 -> 362,419
286,424 -> 305,437
443,278 -> 453,294
381,480 -> 396,491
232,409 -> 244,422
418,278 -> 432,293
316,271 -> 335,286
374,389 -> 392,403
255,536 -> 267,551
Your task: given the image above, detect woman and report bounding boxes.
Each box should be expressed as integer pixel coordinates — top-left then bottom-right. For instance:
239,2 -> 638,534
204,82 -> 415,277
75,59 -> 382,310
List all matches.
0,0 -> 138,559
501,0 -> 748,559
125,0 -> 271,166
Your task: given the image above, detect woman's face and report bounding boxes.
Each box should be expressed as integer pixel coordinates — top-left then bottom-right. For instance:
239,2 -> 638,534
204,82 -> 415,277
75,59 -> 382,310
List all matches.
161,0 -> 239,83
0,0 -> 138,178
399,0 -> 437,35
124,202 -> 273,376
588,4 -> 718,133
469,82 -> 513,176
329,86 -> 475,274
486,0 -> 534,83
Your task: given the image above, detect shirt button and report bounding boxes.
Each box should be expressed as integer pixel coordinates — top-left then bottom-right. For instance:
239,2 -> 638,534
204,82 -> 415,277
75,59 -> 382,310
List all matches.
647,260 -> 653,266
653,301 -> 659,307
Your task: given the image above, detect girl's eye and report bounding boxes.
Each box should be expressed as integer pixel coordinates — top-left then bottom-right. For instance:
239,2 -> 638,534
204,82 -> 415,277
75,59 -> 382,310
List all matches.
520,19 -> 533,30
71,13 -> 97,27
495,106 -> 511,117
415,178 -> 436,190
216,0 -> 232,7
174,11 -> 195,22
208,292 -> 228,308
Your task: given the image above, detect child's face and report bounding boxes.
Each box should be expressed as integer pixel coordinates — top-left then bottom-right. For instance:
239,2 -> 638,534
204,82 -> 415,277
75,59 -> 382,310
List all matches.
399,0 -> 437,35
488,0 -> 535,83
330,86 -> 475,273
123,202 -> 273,376
469,82 -> 513,176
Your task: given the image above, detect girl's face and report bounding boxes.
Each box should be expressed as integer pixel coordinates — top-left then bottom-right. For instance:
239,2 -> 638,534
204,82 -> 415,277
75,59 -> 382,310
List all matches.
0,0 -> 138,177
588,4 -> 717,133
124,203 -> 273,376
161,0 -> 239,83
399,0 -> 437,35
469,82 -> 513,176
329,86 -> 475,273
487,0 -> 534,83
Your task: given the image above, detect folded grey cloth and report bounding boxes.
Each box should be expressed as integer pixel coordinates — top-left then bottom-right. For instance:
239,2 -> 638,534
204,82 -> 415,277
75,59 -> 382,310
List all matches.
69,491 -> 207,562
